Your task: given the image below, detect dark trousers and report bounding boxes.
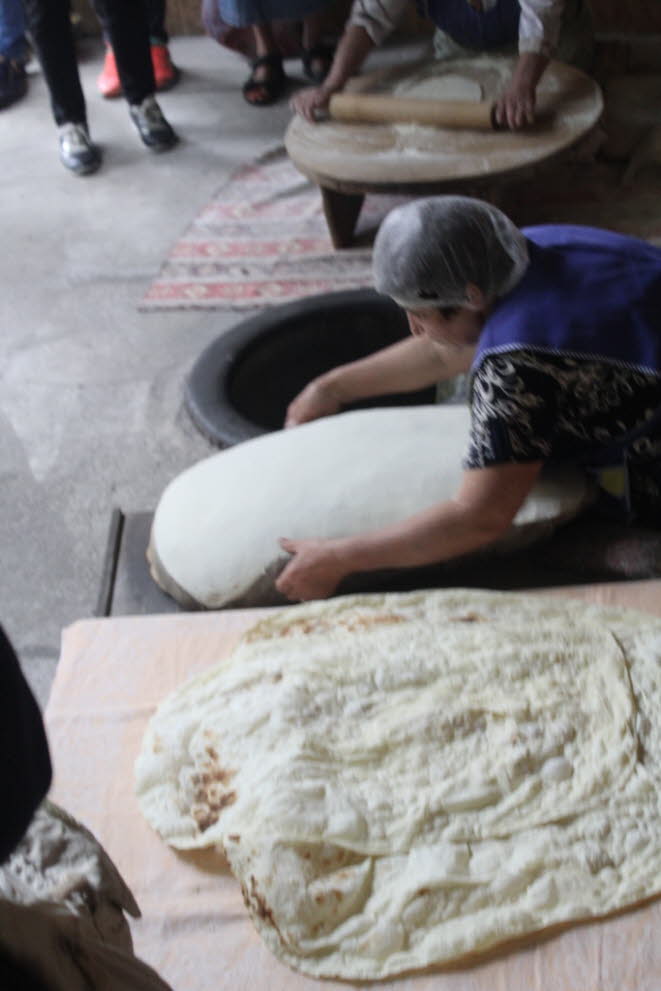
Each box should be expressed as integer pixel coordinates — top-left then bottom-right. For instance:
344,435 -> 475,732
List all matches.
0,626 -> 51,866
92,0 -> 168,45
24,0 -> 155,126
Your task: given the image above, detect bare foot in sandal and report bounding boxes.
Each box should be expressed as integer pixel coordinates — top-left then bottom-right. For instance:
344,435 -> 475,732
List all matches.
242,52 -> 286,106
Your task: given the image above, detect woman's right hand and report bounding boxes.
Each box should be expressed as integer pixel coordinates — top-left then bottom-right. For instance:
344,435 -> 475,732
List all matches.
290,85 -> 333,123
284,378 -> 344,427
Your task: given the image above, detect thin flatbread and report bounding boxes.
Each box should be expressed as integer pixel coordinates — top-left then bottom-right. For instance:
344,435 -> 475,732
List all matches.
135,589 -> 661,979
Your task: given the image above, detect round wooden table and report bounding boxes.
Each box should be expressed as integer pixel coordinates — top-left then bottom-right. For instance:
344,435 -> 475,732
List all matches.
285,56 -> 603,247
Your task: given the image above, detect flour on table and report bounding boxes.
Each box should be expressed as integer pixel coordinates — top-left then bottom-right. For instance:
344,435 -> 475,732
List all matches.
394,74 -> 483,102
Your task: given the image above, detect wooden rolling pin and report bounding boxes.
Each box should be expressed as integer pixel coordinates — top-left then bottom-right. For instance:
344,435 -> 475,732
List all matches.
328,92 -> 497,130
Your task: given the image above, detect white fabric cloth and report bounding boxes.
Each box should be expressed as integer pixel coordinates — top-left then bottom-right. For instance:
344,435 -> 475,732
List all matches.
0,801 -> 173,991
349,0 -> 564,58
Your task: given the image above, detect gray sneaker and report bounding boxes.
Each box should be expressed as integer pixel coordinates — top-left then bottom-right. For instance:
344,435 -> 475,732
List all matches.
129,95 -> 178,152
58,122 -> 101,175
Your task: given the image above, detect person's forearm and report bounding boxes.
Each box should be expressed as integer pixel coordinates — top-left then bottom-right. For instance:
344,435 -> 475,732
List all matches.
518,0 -> 563,59
329,461 -> 542,573
320,337 -> 472,404
276,463 -> 542,599
319,24 -> 375,96
511,51 -> 549,92
330,498 -> 510,574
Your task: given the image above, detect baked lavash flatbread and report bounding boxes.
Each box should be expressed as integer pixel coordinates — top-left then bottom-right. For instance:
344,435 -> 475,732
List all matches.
135,589 -> 661,980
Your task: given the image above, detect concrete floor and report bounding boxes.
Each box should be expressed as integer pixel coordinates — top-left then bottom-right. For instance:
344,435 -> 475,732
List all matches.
0,34 -> 351,708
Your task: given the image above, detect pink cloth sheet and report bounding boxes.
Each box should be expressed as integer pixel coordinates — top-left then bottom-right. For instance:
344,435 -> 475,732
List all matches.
44,583 -> 661,991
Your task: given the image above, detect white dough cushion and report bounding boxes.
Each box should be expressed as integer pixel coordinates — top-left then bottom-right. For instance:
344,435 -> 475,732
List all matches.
148,406 -> 593,608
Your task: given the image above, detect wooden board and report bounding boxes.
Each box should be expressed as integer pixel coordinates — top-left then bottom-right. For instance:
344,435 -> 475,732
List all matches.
285,56 -> 603,189
45,582 -> 661,990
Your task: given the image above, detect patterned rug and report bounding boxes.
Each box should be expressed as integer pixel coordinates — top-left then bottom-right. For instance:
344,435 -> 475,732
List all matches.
140,146 -> 409,311
141,145 -> 661,312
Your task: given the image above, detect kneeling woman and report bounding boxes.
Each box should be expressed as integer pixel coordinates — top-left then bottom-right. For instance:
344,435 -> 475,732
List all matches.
277,196 -> 661,601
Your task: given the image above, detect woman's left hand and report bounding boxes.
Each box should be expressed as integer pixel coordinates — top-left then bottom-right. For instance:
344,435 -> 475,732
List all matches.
494,52 -> 548,131
494,81 -> 536,130
276,537 -> 348,601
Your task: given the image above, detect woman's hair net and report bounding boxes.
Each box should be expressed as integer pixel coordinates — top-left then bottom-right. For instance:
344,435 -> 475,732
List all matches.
372,196 -> 530,310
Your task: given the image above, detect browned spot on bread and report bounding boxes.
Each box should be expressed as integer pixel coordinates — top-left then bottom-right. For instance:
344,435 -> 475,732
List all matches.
191,804 -> 220,831
247,610 -> 406,642
227,834 -> 241,842
199,767 -> 234,787
242,877 -> 295,950
451,612 -> 486,623
191,780 -> 237,833
342,613 -> 405,632
206,745 -> 219,760
286,619 -> 329,636
314,894 -> 325,904
250,876 -> 277,926
247,617 -> 331,641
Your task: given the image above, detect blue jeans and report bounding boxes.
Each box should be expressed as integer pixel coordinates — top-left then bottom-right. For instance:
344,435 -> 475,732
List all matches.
0,0 -> 29,61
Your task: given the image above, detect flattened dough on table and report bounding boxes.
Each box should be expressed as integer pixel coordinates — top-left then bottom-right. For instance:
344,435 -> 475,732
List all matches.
394,74 -> 483,102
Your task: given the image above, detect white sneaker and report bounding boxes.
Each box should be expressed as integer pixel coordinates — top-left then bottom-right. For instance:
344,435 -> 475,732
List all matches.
58,122 -> 101,175
129,95 -> 178,151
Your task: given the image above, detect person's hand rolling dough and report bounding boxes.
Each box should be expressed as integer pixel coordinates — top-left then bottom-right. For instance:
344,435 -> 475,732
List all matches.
493,52 -> 547,129
290,83 -> 333,123
494,82 -> 536,129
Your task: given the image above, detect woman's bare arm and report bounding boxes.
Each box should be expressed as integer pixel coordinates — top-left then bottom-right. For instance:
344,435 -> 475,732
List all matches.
291,24 -> 375,122
285,336 -> 473,427
276,460 -> 544,599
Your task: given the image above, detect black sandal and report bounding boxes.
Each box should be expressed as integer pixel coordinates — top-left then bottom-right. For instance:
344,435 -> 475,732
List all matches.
301,44 -> 334,84
242,53 -> 286,106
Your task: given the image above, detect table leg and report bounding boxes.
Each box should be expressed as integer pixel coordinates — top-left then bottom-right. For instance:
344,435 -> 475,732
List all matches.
320,186 -> 365,249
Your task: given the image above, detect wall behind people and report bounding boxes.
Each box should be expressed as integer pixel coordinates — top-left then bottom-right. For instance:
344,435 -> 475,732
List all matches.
591,0 -> 661,32
70,0 -> 661,40
69,0 -> 435,40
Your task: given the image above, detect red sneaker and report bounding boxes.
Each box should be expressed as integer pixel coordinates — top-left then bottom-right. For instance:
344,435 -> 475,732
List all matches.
97,46 -> 121,99
151,44 -> 180,92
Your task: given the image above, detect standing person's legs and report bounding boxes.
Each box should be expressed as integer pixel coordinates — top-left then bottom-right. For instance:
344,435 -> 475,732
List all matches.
146,0 -> 180,91
242,22 -> 286,106
102,0 -> 178,150
23,0 -> 101,173
99,0 -> 155,105
92,0 -> 123,98
0,0 -> 30,61
146,0 -> 168,44
300,8 -> 333,83
0,0 -> 30,108
94,0 -> 178,97
22,0 -> 86,125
